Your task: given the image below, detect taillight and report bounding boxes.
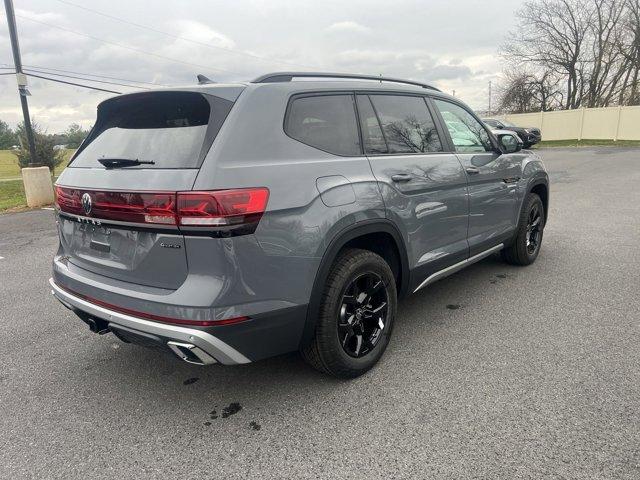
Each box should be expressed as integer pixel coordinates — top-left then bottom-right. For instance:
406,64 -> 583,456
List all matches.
55,186 -> 269,233
92,191 -> 176,225
55,186 -> 176,225
55,185 -> 83,215
177,188 -> 269,227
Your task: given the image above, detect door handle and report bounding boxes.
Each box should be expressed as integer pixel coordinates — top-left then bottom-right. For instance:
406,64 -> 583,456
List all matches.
465,167 -> 480,175
391,173 -> 412,183
502,176 -> 521,184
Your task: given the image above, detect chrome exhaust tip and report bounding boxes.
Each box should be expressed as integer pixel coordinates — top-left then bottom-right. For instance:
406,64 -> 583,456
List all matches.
167,341 -> 217,365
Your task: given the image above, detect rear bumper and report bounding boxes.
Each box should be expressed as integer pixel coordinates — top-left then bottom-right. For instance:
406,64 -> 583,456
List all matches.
50,278 -> 251,365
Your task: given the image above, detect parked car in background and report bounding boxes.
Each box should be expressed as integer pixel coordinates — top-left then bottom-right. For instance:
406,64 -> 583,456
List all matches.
483,118 -> 541,148
50,72 -> 549,378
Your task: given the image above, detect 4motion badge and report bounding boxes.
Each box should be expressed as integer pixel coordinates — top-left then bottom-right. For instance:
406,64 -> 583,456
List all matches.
160,242 -> 182,249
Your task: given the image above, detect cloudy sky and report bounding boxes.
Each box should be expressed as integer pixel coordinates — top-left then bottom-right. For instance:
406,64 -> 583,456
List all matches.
1,0 -> 525,132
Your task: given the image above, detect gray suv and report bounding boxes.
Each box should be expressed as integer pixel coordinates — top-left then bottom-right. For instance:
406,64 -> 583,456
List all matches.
50,72 -> 549,378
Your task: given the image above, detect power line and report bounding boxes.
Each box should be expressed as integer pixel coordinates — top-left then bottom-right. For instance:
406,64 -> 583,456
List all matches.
0,60 -> 167,86
23,68 -> 151,90
22,64 -> 168,87
13,13 -> 242,76
52,0 -> 321,71
26,72 -> 121,94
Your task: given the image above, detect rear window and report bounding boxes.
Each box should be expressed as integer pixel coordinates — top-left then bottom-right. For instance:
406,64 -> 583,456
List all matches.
285,94 -> 361,156
70,91 -> 232,169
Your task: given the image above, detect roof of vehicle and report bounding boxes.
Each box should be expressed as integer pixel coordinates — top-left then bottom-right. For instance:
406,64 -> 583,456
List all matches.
97,72 -> 461,107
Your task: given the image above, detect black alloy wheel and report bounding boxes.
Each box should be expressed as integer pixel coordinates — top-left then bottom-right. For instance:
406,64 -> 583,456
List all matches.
526,202 -> 542,255
337,272 -> 389,358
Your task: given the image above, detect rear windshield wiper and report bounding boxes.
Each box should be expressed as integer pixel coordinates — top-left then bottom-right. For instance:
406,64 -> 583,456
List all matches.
98,158 -> 155,168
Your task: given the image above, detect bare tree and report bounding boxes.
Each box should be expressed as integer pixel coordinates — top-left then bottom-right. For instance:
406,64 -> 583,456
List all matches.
501,0 -> 640,109
502,0 -> 591,109
498,70 -> 564,112
618,0 -> 640,104
585,0 -> 629,106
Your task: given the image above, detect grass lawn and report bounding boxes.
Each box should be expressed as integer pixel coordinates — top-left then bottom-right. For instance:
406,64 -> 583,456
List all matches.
536,139 -> 640,148
0,150 -> 22,179
0,149 -> 73,212
0,179 -> 28,211
0,149 -> 74,180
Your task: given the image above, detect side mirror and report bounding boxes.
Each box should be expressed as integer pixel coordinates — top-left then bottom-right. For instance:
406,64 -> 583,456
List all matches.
498,133 -> 522,154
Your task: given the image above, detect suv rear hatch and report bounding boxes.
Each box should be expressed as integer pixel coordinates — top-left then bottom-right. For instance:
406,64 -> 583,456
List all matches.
55,89 -> 239,290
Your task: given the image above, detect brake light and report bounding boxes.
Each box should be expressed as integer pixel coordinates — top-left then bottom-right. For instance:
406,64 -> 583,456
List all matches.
55,185 -> 83,215
54,186 -> 269,232
177,188 -> 269,226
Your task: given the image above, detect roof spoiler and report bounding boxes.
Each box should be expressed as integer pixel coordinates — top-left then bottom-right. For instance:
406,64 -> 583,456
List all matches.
197,74 -> 216,85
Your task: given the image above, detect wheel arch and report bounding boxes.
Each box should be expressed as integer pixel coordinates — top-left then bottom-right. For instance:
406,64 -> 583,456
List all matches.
529,180 -> 549,222
299,219 -> 409,349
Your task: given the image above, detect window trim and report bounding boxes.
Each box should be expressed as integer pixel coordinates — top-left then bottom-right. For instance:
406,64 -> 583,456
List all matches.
283,91 -> 364,157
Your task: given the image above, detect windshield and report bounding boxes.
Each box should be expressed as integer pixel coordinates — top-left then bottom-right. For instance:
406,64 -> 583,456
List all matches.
501,120 -> 517,127
70,91 -> 232,169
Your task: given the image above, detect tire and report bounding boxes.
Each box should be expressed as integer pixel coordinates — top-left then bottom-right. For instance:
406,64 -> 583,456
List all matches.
502,192 -> 545,266
302,248 -> 397,378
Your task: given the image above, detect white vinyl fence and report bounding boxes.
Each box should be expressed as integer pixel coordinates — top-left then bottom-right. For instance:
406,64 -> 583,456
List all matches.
496,105 -> 640,141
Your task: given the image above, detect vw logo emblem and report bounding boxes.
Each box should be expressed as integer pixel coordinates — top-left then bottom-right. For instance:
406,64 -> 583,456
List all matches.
81,193 -> 92,215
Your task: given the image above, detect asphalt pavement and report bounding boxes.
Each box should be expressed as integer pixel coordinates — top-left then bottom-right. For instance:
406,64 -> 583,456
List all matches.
0,147 -> 638,479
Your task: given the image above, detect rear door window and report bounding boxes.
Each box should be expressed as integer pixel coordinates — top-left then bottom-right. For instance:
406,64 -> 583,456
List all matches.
70,91 -> 233,169
368,95 -> 443,154
285,94 -> 361,156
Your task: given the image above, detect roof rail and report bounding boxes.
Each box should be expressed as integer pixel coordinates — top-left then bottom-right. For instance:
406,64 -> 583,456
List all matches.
251,72 -> 441,91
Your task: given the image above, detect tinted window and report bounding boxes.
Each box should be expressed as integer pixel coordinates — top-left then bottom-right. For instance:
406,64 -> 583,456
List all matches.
483,119 -> 498,127
433,99 -> 493,153
369,95 -> 442,154
356,95 -> 388,154
285,95 -> 360,156
71,91 -> 231,169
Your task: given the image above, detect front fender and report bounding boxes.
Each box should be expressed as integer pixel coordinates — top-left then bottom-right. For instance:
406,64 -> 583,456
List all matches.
517,150 -> 549,220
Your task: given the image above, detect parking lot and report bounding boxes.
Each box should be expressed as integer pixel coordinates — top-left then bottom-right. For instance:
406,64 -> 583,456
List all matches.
0,147 -> 638,479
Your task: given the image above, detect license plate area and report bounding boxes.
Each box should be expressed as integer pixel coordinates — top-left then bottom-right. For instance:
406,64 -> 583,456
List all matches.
57,214 -> 189,289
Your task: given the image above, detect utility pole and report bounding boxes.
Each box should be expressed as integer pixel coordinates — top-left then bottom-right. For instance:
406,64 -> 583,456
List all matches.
4,0 -> 38,166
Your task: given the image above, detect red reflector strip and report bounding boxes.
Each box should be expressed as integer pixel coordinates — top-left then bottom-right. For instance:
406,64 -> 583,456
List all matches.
55,282 -> 250,327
